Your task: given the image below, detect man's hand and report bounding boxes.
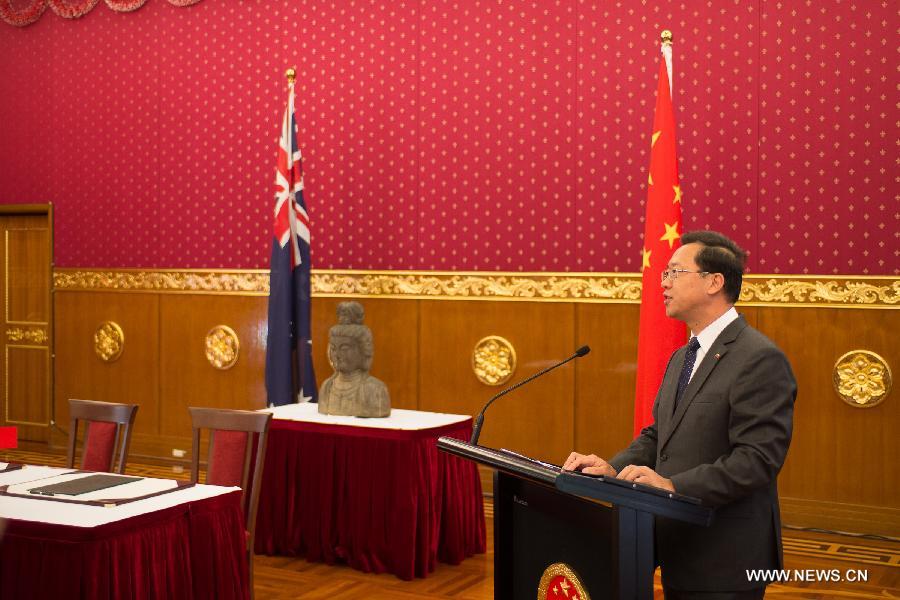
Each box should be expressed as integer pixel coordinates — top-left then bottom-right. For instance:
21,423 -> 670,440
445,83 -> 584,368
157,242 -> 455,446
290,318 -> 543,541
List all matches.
562,452 -> 617,477
617,465 -> 675,492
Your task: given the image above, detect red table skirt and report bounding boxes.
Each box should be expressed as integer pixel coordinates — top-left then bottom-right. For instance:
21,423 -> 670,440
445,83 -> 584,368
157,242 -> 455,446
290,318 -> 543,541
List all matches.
255,419 -> 486,580
0,490 -> 249,600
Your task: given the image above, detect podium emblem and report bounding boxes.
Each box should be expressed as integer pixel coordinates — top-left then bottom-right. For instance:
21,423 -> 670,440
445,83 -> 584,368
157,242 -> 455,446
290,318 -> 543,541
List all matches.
537,562 -> 590,600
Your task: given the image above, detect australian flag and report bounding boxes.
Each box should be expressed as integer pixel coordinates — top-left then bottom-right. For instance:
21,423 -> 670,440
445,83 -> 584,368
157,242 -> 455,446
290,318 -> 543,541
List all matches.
265,82 -> 317,406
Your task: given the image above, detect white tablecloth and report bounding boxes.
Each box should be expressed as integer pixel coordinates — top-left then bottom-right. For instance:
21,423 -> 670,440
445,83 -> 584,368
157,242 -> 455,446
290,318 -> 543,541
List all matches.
265,402 -> 471,430
0,465 -> 237,527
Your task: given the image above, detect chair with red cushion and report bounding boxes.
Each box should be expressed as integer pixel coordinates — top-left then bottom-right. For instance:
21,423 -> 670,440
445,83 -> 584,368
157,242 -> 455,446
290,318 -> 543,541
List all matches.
67,399 -> 139,474
189,407 -> 272,599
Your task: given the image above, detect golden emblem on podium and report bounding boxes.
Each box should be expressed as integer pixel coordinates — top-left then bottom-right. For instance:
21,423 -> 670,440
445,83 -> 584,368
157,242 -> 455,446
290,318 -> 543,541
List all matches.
537,562 -> 590,600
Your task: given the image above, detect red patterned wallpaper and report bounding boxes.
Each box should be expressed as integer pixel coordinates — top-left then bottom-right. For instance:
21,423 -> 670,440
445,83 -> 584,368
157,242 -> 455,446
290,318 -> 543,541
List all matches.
0,1 -> 894,274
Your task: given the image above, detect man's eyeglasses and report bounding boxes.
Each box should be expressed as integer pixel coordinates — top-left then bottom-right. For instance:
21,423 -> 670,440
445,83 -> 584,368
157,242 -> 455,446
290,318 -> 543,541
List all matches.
660,269 -> 709,282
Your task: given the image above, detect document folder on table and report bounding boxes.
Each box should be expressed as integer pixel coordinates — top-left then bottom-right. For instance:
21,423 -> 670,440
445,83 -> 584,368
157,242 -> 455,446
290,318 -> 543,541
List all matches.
28,474 -> 141,496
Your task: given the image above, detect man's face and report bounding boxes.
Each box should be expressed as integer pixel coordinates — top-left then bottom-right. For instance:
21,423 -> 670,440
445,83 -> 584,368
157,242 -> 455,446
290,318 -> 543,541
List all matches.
661,243 -> 710,322
329,335 -> 364,373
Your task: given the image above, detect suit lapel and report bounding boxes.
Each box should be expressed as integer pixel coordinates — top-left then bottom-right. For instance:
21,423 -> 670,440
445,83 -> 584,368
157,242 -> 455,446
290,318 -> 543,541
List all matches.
659,317 -> 748,451
656,347 -> 684,442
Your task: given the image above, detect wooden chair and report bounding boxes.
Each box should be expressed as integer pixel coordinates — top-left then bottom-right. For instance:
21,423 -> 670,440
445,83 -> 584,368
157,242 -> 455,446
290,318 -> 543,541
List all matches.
189,407 -> 272,598
67,399 -> 139,474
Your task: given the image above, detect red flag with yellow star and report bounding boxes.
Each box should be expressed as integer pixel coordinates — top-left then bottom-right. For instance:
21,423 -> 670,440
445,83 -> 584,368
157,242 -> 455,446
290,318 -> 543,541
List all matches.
633,36 -> 687,437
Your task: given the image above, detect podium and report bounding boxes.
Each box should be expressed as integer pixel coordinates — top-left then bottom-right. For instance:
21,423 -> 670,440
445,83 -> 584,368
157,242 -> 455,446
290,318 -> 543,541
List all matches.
437,437 -> 713,600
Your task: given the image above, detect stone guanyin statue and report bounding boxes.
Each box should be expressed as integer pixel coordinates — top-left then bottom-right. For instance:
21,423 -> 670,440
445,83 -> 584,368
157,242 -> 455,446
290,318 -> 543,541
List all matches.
317,301 -> 391,418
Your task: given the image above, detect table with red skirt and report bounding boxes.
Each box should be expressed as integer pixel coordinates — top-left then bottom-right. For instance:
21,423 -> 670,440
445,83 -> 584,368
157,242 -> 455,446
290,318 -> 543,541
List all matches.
255,404 -> 486,580
0,464 -> 249,600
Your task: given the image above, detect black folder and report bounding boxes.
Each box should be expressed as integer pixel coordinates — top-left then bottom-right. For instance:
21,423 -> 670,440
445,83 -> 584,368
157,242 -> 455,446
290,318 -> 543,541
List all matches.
28,474 -> 141,497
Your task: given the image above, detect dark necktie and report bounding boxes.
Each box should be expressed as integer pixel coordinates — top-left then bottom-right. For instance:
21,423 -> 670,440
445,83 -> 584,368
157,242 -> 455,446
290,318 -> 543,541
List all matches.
674,337 -> 701,410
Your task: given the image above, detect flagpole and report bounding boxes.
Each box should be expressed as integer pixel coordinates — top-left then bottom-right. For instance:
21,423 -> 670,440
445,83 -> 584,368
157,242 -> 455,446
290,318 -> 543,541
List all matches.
660,30 -> 673,95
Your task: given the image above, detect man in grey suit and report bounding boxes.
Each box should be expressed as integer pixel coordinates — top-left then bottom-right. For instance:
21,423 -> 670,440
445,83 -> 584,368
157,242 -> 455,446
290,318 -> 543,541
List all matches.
564,230 -> 796,599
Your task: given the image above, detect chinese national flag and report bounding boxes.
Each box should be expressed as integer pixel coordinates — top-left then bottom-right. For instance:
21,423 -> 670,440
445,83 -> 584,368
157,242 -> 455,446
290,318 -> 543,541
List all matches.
633,53 -> 687,436
0,426 -> 16,449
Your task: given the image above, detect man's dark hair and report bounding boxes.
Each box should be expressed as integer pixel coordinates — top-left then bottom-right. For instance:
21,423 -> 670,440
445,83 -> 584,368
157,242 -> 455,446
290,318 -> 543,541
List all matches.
680,230 -> 747,303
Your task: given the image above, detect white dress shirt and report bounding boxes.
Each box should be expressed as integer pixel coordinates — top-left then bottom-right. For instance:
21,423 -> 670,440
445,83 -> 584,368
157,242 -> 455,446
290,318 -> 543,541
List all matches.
688,306 -> 739,382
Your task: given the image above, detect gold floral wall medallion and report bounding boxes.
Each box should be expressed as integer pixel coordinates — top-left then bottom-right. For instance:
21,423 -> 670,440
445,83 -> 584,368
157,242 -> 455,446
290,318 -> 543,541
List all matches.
833,350 -> 891,408
94,321 -> 124,362
205,325 -> 240,370
537,562 -> 591,600
472,336 -> 516,386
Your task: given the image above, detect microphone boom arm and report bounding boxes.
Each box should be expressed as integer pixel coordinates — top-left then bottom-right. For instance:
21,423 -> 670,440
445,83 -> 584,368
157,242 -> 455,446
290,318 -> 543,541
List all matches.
470,345 -> 590,445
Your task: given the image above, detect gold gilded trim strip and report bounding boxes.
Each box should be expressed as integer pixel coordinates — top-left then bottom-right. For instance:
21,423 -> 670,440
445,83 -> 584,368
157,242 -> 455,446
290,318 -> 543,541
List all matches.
741,278 -> 900,308
53,269 -> 899,308
314,271 -> 643,302
5,326 -> 48,344
54,269 -> 270,295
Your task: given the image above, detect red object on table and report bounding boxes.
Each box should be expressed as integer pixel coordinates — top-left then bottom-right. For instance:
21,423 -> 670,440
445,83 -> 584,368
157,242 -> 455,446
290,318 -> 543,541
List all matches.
255,418 -> 486,580
0,490 -> 249,599
0,426 -> 16,449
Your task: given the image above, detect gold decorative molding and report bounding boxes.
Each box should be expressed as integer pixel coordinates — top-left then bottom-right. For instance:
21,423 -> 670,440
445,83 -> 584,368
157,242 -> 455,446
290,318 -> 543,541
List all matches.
53,269 -> 899,307
537,562 -> 591,600
313,272 -> 643,302
94,321 -> 124,362
833,350 -> 891,408
740,278 -> 900,308
205,325 -> 240,370
472,336 -> 517,386
54,269 -> 270,295
5,326 -> 48,344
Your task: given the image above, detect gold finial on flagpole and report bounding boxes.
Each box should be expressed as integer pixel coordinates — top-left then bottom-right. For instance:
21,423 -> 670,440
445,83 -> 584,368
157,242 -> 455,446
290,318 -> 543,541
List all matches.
285,67 -> 296,85
660,31 -> 674,93
660,30 -> 673,47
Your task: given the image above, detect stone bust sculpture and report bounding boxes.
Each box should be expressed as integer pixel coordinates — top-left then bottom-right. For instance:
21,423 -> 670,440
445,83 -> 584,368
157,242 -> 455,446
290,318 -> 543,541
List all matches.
318,301 -> 391,417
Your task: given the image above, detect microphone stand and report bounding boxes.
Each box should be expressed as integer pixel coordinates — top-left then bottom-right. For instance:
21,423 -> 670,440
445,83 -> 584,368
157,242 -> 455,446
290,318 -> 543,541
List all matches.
470,345 -> 590,445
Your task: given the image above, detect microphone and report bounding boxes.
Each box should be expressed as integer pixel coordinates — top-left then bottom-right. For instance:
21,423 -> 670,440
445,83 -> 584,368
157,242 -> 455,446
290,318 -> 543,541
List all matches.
469,345 -> 590,445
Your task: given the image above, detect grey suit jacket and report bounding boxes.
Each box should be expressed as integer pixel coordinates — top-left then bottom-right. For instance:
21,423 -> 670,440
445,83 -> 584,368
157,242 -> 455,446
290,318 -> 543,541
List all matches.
609,316 -> 796,592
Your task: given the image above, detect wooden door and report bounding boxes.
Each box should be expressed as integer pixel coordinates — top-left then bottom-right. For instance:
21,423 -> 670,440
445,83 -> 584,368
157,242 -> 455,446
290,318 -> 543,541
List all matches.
0,207 -> 53,442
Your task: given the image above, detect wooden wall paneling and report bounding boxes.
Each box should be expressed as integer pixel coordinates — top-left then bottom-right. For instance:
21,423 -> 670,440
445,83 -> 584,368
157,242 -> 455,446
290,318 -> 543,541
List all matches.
572,304 -> 640,461
419,300 -> 576,464
6,346 -> 49,426
309,297 -> 339,408
2,214 -> 51,442
736,305 -> 758,329
52,292 -> 160,448
158,295 -> 267,444
311,297 -> 420,410
47,276 -> 900,536
6,228 -> 49,322
758,306 -> 899,532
